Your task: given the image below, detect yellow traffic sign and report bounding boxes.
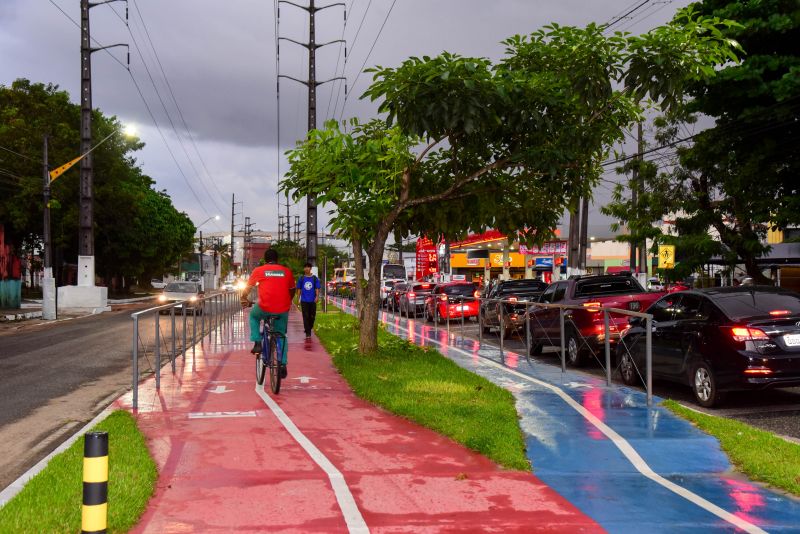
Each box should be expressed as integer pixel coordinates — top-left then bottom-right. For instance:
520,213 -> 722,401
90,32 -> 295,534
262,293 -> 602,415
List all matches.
658,245 -> 675,269
49,155 -> 83,182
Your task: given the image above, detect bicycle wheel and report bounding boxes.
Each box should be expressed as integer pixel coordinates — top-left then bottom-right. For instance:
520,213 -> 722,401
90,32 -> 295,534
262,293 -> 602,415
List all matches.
255,336 -> 267,386
268,336 -> 281,394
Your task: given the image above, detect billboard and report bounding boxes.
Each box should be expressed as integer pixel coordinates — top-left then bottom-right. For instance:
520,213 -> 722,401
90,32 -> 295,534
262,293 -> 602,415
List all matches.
415,237 -> 438,280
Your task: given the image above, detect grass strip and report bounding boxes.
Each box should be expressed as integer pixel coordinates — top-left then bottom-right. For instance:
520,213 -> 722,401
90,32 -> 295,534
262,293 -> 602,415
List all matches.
315,309 -> 530,470
664,400 -> 800,496
0,410 -> 157,533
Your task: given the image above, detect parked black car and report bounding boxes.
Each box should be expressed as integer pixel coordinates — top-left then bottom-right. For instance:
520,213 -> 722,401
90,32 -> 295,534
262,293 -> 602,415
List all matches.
479,279 -> 547,337
618,286 -> 800,407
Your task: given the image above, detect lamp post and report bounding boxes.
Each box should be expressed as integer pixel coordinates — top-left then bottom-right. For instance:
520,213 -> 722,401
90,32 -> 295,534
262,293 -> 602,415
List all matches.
43,125 -> 135,318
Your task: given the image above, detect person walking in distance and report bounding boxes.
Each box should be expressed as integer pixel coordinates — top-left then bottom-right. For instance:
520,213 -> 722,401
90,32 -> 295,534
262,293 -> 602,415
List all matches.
241,249 -> 295,377
297,262 -> 320,339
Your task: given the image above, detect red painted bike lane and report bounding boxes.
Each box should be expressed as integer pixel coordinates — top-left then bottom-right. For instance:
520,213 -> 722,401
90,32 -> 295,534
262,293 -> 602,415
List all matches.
119,309 -> 602,532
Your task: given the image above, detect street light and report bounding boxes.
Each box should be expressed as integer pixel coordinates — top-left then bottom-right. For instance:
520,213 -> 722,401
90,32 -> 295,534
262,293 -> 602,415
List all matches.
42,125 -> 136,319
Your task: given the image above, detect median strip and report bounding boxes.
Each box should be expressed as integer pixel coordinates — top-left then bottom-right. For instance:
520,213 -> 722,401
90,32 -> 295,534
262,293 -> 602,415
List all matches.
0,410 -> 156,533
314,309 -> 530,471
664,400 -> 800,497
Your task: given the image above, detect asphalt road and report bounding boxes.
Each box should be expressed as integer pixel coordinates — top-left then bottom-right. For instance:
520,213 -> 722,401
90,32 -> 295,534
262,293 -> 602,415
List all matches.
0,302 -> 203,489
389,306 -> 800,441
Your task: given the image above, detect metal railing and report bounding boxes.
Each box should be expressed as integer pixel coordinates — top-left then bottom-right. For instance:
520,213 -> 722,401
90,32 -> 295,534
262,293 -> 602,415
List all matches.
334,290 -> 655,405
130,290 -> 241,410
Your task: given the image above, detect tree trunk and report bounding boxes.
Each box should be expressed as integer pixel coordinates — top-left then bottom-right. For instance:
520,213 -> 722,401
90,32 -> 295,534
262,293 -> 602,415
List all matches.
358,228 -> 392,355
743,255 -> 772,285
352,235 -> 365,318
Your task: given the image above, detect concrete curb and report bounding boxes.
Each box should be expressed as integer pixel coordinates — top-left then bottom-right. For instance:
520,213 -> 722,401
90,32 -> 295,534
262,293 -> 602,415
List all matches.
0,311 -> 43,322
0,406 -> 114,508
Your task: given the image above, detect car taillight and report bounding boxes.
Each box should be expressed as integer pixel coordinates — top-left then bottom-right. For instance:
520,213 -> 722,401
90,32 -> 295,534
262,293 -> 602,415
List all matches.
473,290 -> 480,298
743,367 -> 773,375
439,294 -> 448,302
507,296 -> 518,303
583,301 -> 602,312
769,310 -> 791,316
421,284 -> 430,288
408,292 -> 416,299
730,327 -> 769,342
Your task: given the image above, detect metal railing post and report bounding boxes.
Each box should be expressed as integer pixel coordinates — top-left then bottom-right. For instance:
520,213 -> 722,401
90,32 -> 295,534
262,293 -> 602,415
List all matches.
499,299 -> 505,360
155,311 -> 161,390
460,296 -> 465,341
525,302 -> 531,362
182,303 -> 187,359
559,307 -> 566,373
192,306 -> 197,358
604,309 -> 611,386
132,315 -> 139,410
478,297 -> 483,345
646,315 -> 653,406
446,297 -> 450,337
170,305 -> 177,373
200,298 -> 206,343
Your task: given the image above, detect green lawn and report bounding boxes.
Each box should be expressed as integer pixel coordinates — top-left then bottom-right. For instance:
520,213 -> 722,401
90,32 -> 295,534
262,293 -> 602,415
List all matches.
664,400 -> 800,496
315,309 -> 530,470
0,410 -> 157,533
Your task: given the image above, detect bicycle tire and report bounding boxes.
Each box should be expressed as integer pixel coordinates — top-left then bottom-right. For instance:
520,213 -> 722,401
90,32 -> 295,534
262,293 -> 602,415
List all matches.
256,336 -> 267,386
268,336 -> 281,394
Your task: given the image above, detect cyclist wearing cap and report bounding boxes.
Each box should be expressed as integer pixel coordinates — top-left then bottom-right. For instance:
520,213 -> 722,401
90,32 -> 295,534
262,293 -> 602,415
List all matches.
240,248 -> 295,377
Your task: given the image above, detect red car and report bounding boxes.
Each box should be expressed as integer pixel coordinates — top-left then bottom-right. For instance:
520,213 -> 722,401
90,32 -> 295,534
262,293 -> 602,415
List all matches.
527,274 -> 666,366
424,282 -> 480,323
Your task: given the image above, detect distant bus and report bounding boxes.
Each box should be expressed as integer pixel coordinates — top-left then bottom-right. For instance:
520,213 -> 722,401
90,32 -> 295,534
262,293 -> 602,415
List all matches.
380,263 -> 406,281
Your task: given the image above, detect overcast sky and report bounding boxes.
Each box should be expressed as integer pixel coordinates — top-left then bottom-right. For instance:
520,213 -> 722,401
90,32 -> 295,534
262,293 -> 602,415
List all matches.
0,0 -> 693,240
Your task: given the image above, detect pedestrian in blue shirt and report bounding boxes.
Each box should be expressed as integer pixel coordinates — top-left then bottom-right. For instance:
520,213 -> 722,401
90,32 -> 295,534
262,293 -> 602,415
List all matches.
296,262 -> 321,339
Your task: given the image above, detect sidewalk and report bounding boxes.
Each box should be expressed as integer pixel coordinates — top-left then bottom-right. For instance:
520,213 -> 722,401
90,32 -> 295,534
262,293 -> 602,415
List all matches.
117,308 -> 601,532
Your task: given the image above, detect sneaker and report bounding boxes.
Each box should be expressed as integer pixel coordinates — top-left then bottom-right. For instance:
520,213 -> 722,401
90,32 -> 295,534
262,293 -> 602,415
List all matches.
280,364 -> 288,379
305,333 -> 312,339
250,341 -> 262,354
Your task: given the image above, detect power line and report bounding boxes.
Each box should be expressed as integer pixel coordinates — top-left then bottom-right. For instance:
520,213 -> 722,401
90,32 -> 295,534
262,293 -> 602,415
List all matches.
602,0 -> 652,32
334,0 -> 374,119
128,0 -> 229,211
46,0 -> 218,222
339,0 -> 397,120
0,145 -> 39,163
325,0 -> 353,120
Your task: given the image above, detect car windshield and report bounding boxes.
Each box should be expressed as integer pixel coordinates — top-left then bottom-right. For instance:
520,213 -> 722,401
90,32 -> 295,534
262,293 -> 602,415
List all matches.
712,290 -> 800,321
443,284 -> 477,296
499,280 -> 546,294
165,282 -> 198,293
575,277 -> 643,297
383,265 -> 405,279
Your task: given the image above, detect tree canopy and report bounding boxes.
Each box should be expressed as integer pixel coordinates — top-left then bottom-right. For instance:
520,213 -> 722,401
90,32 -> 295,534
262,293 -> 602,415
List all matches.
282,7 -> 740,353
603,0 -> 800,282
0,79 -> 195,287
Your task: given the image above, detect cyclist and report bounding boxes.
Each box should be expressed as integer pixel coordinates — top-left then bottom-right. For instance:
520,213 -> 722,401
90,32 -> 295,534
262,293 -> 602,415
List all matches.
240,248 -> 296,378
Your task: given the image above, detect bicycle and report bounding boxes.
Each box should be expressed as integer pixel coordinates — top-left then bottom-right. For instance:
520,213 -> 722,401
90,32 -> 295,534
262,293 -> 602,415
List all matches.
255,314 -> 285,394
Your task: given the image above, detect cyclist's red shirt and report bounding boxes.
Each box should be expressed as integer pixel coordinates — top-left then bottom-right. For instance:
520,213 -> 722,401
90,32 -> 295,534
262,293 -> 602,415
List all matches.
248,263 -> 295,313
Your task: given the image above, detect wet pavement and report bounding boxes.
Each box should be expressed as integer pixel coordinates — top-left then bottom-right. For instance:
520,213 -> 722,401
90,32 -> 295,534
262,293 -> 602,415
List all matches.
331,298 -> 800,533
117,308 -> 601,532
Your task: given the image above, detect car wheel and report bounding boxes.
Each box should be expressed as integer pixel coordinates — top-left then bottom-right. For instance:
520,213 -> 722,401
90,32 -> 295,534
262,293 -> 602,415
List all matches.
692,362 -> 723,408
619,352 -> 640,386
565,328 -> 584,367
529,340 -> 543,356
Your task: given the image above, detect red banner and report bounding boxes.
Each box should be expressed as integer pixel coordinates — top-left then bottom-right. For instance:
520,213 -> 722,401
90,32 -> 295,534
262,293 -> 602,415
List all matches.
415,237 -> 438,280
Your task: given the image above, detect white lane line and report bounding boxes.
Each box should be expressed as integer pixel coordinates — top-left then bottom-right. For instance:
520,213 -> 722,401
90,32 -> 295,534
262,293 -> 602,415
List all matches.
255,385 -> 369,534
384,315 -> 767,534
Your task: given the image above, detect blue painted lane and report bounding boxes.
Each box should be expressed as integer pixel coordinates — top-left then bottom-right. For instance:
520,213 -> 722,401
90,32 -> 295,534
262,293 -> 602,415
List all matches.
331,300 -> 800,532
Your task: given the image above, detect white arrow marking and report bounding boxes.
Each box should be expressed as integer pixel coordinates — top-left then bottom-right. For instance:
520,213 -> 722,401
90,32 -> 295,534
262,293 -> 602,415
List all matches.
292,376 -> 315,384
206,385 -> 233,394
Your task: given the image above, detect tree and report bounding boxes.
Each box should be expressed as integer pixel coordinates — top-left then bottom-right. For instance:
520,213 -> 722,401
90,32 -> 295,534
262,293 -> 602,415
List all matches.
0,79 -> 196,288
283,9 -> 740,354
605,0 -> 800,283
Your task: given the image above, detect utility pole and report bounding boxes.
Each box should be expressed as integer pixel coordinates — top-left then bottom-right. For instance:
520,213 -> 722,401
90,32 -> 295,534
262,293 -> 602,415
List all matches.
637,121 -> 647,277
568,206 -> 580,275
198,230 -> 204,290
294,215 -> 300,243
244,216 -> 253,273
230,194 -> 235,276
278,0 -> 346,266
629,127 -> 639,275
78,0 -> 128,288
579,196 -> 589,271
42,136 -> 56,320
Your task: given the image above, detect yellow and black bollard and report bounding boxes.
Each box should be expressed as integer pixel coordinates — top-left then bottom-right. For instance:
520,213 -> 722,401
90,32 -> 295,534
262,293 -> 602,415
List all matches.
82,431 -> 108,534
